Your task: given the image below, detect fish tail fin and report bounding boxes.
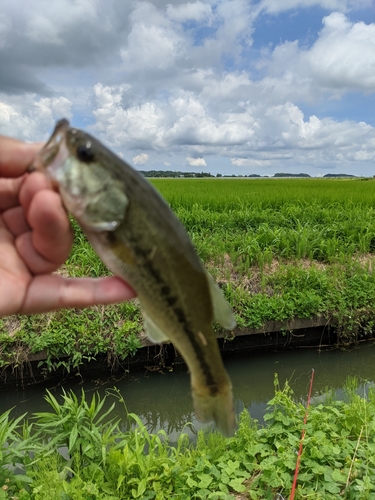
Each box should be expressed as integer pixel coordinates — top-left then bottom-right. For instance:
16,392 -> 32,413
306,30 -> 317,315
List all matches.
192,382 -> 236,437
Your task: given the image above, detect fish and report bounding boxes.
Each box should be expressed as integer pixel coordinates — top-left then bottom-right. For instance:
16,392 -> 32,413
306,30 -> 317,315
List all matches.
31,118 -> 237,436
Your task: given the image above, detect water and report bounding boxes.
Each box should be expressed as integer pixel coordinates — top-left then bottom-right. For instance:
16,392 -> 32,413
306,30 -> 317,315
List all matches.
1,342 -> 375,441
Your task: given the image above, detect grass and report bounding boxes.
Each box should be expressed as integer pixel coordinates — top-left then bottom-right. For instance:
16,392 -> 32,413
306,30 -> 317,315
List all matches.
151,178 -> 375,208
0,300 -> 142,375
154,178 -> 375,339
0,378 -> 374,498
1,178 -> 375,374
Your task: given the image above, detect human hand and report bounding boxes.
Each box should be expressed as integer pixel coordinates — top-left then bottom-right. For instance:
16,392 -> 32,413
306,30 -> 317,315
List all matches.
0,135 -> 136,317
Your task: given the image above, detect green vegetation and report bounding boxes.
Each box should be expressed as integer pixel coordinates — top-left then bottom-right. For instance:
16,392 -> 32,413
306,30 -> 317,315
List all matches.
273,173 -> 311,177
1,178 -> 375,373
155,178 -> 375,337
151,177 -> 371,205
0,289 -> 142,374
140,170 -> 214,178
0,377 -> 374,499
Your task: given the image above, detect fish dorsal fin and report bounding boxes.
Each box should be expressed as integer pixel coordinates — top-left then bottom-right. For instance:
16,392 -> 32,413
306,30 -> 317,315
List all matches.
142,310 -> 169,344
206,271 -> 236,330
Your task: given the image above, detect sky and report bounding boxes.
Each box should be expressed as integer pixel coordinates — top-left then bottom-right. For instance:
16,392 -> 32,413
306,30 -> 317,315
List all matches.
0,0 -> 375,177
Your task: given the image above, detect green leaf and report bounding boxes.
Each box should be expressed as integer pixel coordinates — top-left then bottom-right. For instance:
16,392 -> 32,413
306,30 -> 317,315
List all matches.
68,424 -> 78,452
331,469 -> 347,483
186,477 -> 198,488
137,478 -> 147,497
197,473 -> 213,489
228,477 -> 246,492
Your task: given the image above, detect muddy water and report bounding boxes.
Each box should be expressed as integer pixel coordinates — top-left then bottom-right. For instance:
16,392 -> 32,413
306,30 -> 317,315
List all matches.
1,342 -> 375,441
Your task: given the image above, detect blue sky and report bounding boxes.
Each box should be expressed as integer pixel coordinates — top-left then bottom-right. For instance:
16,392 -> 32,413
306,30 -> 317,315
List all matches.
0,0 -> 374,176
251,5 -> 375,128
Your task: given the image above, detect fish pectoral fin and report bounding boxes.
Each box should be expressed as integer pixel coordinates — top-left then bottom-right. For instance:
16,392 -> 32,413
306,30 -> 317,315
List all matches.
206,270 -> 237,330
142,311 -> 169,344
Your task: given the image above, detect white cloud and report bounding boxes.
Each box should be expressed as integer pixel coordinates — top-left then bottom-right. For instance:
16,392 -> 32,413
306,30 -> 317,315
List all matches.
93,83 -> 130,111
231,158 -> 272,167
25,14 -> 65,45
133,153 -> 149,165
103,30 -> 370,168
166,2 -> 212,23
48,96 -> 73,119
0,14 -> 11,50
307,13 -> 375,91
259,0 -> 372,14
0,94 -> 72,141
118,0 -> 254,83
90,76 -> 375,173
120,3 -> 184,71
263,13 -> 375,98
211,0 -> 254,59
92,83 -> 166,149
23,0 -> 102,46
0,1 -> 374,175
186,156 -> 207,167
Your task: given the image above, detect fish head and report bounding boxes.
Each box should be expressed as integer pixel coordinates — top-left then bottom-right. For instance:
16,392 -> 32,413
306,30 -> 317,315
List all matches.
32,119 -> 128,232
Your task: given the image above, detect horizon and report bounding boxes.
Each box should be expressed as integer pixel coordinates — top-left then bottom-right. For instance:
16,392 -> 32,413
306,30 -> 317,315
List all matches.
141,170 -> 369,178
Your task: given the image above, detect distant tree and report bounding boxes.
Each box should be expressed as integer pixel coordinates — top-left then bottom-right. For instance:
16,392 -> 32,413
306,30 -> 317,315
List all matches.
138,170 -> 214,178
273,173 -> 311,178
323,173 -> 356,178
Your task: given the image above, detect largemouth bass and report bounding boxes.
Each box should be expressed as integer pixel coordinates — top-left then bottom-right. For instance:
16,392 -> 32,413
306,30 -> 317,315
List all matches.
32,119 -> 236,436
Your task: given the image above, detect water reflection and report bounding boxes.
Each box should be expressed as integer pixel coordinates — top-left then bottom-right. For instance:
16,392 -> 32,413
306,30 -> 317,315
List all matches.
1,342 -> 375,440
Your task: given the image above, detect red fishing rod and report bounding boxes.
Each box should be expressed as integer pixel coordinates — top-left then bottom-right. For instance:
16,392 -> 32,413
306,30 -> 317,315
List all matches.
289,369 -> 315,500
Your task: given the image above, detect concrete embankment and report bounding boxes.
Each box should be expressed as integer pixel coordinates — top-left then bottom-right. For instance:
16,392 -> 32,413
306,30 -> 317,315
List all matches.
140,314 -> 335,349
0,314 -> 343,387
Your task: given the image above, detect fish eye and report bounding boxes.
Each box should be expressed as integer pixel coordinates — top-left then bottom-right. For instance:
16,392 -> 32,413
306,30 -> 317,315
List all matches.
76,144 -> 95,162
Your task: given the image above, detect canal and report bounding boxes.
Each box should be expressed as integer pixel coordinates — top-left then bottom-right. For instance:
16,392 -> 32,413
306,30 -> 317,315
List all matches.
1,342 -> 374,441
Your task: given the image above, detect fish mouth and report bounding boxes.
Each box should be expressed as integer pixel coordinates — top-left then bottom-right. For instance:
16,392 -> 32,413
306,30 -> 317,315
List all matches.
30,118 -> 70,173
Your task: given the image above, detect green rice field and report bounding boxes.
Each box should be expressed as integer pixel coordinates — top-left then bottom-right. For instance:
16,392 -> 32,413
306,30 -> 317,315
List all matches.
152,178 -> 375,266
1,177 -> 375,372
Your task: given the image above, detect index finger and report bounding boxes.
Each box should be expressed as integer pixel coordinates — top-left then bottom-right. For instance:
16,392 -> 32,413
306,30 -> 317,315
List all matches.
0,136 -> 42,178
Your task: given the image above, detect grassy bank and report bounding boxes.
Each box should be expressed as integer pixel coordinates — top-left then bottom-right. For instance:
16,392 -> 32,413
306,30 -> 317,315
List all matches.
1,178 -> 375,373
0,377 -> 374,499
